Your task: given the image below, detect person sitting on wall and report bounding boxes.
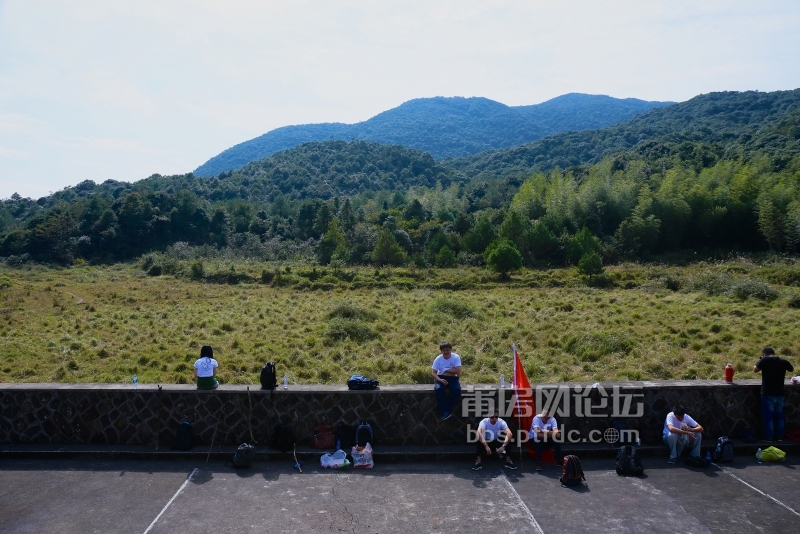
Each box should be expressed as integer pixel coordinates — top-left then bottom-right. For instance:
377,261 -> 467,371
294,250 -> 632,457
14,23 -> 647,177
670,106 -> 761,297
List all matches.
194,345 -> 219,389
530,408 -> 563,471
431,342 -> 462,421
663,404 -> 704,464
472,408 -> 517,471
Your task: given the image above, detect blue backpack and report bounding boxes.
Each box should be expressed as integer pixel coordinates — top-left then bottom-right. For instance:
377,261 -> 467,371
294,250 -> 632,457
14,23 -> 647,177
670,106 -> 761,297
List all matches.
347,375 -> 379,390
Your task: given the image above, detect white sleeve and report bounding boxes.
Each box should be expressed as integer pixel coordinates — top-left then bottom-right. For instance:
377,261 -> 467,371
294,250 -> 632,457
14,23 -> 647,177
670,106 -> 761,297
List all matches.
665,413 -> 677,428
431,356 -> 440,372
684,414 -> 698,428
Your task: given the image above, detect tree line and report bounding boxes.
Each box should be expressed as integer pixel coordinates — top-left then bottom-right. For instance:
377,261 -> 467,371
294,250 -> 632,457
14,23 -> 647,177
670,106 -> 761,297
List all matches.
2,145 -> 799,273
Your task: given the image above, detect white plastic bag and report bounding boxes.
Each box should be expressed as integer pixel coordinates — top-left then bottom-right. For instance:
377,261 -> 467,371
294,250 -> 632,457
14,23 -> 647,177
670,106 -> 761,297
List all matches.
320,449 -> 348,468
351,442 -> 374,469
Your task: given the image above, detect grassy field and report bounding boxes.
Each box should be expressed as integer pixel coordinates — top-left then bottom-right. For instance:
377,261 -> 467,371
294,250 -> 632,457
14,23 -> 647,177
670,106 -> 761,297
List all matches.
0,258 -> 799,386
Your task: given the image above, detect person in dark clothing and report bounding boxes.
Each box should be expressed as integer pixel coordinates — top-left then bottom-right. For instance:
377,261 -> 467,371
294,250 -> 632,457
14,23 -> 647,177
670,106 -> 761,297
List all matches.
754,347 -> 794,441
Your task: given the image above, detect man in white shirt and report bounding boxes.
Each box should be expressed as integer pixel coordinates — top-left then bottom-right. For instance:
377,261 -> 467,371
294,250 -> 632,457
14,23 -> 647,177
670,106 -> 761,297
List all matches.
430,342 -> 462,421
472,409 -> 517,470
662,405 -> 704,464
530,409 -> 563,471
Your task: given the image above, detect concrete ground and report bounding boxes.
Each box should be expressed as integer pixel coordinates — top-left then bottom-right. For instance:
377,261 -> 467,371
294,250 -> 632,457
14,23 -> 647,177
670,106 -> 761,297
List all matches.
1,454 -> 798,534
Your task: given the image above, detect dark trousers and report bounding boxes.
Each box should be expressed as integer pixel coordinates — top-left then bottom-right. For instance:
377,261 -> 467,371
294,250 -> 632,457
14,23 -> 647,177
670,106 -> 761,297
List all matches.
533,439 -> 562,463
761,395 -> 785,440
476,438 -> 508,460
434,376 -> 461,415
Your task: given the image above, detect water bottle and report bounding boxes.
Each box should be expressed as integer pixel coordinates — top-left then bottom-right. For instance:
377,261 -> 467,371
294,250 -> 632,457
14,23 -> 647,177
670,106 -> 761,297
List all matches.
283,374 -> 288,390
132,375 -> 138,389
336,439 -> 341,450
705,451 -> 712,465
500,374 -> 505,388
756,448 -> 763,464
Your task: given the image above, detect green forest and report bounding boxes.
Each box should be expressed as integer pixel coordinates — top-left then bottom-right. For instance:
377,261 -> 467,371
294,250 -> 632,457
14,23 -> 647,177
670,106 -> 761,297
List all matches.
1,90 -> 800,273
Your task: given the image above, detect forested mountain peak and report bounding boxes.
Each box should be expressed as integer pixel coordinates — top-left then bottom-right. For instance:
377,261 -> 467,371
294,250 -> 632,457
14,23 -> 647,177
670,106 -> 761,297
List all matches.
452,89 -> 800,179
193,93 -> 671,177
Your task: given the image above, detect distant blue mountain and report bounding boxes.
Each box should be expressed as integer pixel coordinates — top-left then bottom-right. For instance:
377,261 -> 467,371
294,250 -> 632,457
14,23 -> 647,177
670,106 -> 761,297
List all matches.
194,94 -> 672,177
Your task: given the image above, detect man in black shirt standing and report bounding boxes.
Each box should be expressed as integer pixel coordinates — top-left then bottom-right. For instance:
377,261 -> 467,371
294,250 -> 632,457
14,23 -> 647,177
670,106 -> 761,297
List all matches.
754,347 -> 794,442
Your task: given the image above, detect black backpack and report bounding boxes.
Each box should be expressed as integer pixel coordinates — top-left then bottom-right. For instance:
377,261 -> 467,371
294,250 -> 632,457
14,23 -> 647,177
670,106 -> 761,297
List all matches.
612,420 -> 633,445
260,362 -> 277,390
231,443 -> 256,468
335,424 -> 357,449
615,445 -> 644,476
560,455 -> 586,486
347,375 -> 379,390
356,421 -> 374,447
171,420 -> 193,451
270,423 -> 296,452
712,436 -> 734,462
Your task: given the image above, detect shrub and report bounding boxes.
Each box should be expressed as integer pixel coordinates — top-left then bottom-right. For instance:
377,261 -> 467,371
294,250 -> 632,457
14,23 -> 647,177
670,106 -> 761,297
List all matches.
428,296 -> 477,320
329,302 -> 378,321
190,261 -> 205,280
434,246 -> 457,268
729,280 -> 779,301
324,317 -> 377,343
788,294 -> 800,308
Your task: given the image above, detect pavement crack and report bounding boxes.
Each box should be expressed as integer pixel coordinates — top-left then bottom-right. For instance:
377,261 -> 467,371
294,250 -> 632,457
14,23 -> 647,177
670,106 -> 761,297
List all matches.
331,470 -> 357,533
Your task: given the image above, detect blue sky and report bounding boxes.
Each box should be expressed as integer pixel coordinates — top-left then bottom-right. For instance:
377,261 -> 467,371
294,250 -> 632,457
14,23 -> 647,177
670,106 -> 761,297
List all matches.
1,0 -> 799,199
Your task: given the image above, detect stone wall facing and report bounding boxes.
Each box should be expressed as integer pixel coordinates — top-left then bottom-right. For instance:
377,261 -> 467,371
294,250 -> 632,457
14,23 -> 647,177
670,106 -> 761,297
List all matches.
0,381 -> 797,447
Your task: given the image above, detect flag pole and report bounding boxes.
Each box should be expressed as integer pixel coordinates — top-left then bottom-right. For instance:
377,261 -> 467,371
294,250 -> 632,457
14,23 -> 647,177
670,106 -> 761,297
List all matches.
513,343 -> 523,468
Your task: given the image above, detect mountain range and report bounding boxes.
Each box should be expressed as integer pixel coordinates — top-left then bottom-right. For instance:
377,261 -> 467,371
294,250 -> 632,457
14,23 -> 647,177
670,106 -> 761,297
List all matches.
194,93 -> 672,177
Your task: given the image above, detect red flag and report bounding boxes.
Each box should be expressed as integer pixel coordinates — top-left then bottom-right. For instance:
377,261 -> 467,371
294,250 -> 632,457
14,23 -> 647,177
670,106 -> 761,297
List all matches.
512,344 -> 534,433
512,345 -> 554,461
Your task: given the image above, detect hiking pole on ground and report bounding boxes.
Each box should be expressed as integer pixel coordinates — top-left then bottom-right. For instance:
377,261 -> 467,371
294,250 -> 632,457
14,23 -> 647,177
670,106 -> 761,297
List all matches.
247,386 -> 257,444
155,385 -> 163,450
206,414 -> 221,464
293,444 -> 303,473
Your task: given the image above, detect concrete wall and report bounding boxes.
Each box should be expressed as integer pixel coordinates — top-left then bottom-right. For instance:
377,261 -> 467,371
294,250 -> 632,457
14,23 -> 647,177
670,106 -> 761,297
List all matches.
0,381 -> 797,447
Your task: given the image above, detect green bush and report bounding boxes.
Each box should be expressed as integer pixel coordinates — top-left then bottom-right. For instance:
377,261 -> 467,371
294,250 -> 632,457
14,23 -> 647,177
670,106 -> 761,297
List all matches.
730,280 -> 779,301
428,296 -> 478,320
191,261 -> 205,280
324,317 -> 377,343
329,302 -> 378,321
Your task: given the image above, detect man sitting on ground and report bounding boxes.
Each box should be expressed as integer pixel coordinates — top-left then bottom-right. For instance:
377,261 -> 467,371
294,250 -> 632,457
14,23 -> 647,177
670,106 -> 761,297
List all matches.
472,409 -> 517,471
662,404 -> 704,464
530,408 -> 562,471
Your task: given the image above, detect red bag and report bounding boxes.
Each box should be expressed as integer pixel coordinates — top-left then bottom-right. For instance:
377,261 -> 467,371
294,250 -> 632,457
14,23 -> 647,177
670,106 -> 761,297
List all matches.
313,424 -> 336,449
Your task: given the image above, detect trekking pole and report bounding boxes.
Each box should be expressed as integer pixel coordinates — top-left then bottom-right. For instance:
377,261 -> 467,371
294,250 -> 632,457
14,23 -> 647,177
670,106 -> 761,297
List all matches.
206,414 -> 221,465
155,385 -> 163,450
293,444 -> 303,473
247,386 -> 257,444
